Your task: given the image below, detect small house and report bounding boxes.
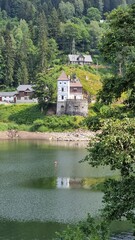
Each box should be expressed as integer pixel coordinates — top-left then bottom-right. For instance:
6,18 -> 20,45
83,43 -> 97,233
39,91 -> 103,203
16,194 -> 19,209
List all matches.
0,92 -> 17,103
68,54 -> 92,65
16,85 -> 37,103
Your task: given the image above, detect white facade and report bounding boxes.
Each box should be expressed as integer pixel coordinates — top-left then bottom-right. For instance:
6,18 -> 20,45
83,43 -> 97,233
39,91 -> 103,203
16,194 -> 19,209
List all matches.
0,92 -> 17,103
56,71 -> 88,116
2,96 -> 14,102
57,80 -> 70,102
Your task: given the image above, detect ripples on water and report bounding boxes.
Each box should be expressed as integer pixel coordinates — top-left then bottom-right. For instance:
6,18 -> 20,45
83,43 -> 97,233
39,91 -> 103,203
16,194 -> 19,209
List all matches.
0,140 -> 133,240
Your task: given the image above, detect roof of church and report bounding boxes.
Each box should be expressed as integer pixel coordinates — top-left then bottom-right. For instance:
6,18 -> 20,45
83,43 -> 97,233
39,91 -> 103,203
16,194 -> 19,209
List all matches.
57,71 -> 69,81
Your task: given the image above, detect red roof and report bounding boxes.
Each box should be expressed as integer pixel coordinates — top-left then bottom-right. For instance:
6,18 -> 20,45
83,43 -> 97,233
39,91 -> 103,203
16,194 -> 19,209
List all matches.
58,71 -> 69,81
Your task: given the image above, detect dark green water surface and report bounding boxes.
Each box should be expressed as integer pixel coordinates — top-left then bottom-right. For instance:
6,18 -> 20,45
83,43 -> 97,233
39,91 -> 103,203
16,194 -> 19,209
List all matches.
0,140 -> 114,239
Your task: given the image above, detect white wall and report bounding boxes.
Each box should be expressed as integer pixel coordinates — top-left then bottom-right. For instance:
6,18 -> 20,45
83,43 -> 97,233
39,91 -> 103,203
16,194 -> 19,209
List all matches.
57,80 -> 70,101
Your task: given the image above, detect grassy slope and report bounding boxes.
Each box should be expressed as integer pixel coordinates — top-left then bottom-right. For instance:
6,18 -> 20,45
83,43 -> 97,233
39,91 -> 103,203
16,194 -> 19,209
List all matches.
64,65 -> 102,96
0,65 -> 102,131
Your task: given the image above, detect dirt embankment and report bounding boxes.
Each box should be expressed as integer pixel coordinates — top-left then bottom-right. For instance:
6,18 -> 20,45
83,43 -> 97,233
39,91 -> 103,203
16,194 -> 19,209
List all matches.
0,129 -> 99,142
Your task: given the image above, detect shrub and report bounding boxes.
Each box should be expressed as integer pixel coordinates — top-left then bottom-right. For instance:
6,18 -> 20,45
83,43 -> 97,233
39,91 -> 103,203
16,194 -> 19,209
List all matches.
8,123 -> 19,130
100,105 -> 113,117
85,116 -> 102,131
8,104 -> 44,124
38,126 -> 49,132
0,122 -> 8,131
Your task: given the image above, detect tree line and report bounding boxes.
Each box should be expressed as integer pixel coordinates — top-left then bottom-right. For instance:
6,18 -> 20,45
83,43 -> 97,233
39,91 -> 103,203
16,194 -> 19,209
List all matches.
0,0 -> 134,89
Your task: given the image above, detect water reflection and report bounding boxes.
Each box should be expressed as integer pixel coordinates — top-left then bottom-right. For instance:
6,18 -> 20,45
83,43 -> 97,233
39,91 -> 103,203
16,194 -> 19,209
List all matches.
21,176 -> 107,190
0,140 -> 116,239
57,177 -> 70,188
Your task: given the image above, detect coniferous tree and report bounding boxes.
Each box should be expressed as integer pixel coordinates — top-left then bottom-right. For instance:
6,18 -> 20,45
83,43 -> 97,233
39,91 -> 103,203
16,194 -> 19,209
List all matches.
0,34 -> 5,87
3,24 -> 15,87
98,0 -> 104,14
48,8 -> 60,40
37,11 -> 48,72
74,0 -> 84,17
16,62 -> 29,85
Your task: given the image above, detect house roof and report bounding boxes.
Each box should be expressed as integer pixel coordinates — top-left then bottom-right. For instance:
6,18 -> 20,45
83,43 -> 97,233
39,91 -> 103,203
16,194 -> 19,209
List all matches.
68,54 -> 92,63
0,92 -> 17,97
17,85 -> 34,92
58,71 -> 69,81
70,81 -> 82,87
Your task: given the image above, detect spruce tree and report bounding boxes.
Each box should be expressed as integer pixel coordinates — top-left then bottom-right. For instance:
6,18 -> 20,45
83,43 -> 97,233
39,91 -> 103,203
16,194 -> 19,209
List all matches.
3,26 -> 15,87
37,10 -> 48,72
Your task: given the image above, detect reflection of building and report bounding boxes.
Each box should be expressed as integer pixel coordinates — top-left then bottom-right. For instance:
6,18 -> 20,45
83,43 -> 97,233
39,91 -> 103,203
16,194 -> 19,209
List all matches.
56,177 -> 82,189
56,71 -> 88,116
68,54 -> 92,65
57,177 -> 70,188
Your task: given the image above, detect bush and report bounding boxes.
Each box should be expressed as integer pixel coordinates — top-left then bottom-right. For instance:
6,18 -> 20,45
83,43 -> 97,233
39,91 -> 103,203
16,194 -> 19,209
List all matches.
100,105 -> 113,117
32,119 -> 45,131
7,123 -> 19,130
85,116 -> 102,131
7,104 -> 44,124
38,126 -> 49,132
0,122 -> 8,131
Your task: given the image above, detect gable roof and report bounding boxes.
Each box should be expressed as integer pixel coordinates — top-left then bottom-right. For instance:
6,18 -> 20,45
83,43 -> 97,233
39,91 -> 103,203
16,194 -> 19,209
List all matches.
0,92 -> 17,97
70,81 -> 82,87
17,85 -> 34,92
68,54 -> 92,63
57,71 -> 69,81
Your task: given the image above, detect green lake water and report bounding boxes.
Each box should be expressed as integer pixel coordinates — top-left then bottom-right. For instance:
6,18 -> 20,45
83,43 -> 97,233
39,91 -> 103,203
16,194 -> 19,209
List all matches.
0,140 -> 116,240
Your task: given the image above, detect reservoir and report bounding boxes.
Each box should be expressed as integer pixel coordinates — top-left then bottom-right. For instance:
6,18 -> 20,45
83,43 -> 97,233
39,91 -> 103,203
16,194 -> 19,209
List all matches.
0,140 -> 117,239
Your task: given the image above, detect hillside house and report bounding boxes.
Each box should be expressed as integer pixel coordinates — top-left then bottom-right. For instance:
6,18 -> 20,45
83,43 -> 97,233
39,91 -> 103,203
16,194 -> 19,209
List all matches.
68,54 -> 92,65
0,92 -> 17,103
56,71 -> 88,116
16,85 -> 37,103
0,85 -> 37,104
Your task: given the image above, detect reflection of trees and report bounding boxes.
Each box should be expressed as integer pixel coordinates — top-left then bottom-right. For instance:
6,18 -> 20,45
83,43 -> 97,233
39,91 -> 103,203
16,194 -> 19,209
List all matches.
25,177 -> 57,189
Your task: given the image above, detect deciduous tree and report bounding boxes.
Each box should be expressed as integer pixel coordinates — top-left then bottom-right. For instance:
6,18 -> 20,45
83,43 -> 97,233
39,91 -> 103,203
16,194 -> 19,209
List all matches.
83,118 -> 135,222
99,4 -> 135,108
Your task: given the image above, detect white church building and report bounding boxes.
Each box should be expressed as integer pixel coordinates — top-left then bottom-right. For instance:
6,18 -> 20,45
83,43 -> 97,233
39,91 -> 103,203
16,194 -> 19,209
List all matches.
56,71 -> 88,116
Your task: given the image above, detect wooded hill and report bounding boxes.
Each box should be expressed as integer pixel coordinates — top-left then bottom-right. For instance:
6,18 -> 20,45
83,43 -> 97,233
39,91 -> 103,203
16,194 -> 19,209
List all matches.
0,0 -> 134,89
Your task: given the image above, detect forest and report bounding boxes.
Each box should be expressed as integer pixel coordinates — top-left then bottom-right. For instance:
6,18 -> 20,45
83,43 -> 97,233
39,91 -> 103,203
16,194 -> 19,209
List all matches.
0,0 -> 134,89
0,2 -> 135,239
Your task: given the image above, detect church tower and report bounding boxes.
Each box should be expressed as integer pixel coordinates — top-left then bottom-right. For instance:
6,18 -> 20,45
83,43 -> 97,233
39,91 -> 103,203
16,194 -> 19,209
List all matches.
56,71 -> 70,115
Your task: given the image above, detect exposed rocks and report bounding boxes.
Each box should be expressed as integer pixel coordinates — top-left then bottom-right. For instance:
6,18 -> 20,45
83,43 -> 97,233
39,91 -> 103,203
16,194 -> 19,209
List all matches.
0,129 -> 97,141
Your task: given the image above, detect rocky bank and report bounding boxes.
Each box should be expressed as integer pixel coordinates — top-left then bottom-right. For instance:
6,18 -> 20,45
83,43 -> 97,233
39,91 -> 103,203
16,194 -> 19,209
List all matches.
0,129 -> 99,141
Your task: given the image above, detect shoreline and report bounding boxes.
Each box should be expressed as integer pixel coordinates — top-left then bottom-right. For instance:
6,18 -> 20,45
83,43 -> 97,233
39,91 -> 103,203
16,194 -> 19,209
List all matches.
0,130 -> 98,142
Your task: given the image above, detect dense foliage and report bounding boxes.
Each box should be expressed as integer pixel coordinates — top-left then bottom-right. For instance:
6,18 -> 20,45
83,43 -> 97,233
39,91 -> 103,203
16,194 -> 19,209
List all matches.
56,214 -> 109,240
84,118 -> 135,222
98,4 -> 135,109
0,104 -> 86,131
55,4 -> 135,239
0,0 -> 134,89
